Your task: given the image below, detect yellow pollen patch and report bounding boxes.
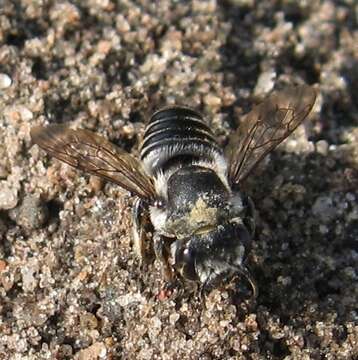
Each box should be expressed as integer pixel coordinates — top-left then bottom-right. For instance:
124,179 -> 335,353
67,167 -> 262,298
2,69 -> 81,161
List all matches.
189,197 -> 217,227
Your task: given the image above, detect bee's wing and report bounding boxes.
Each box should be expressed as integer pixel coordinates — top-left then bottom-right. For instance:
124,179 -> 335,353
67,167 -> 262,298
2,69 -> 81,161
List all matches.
227,85 -> 316,185
31,125 -> 156,201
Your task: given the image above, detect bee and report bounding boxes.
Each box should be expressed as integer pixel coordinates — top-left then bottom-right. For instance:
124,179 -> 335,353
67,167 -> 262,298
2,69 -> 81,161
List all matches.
31,85 -> 316,298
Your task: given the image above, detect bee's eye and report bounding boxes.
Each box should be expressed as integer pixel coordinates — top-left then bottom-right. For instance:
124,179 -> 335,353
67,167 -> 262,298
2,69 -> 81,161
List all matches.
174,243 -> 194,265
179,246 -> 197,281
183,248 -> 192,262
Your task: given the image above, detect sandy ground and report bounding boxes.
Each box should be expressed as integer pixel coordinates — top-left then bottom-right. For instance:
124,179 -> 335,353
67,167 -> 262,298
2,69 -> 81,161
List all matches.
0,1 -> 357,359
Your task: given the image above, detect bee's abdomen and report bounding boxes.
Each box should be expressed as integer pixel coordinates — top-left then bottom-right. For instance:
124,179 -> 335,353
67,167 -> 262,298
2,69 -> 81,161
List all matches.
140,107 -> 222,176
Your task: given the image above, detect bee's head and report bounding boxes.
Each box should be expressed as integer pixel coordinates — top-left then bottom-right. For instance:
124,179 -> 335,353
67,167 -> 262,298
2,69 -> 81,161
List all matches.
172,220 -> 257,296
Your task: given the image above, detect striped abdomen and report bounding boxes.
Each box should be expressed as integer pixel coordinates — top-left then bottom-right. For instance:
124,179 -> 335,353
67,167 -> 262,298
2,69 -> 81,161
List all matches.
140,107 -> 224,176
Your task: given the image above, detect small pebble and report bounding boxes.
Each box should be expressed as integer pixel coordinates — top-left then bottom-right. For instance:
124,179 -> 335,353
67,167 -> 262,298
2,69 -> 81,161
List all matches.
9,195 -> 49,230
80,312 -> 98,330
0,182 -> 18,210
316,140 -> 329,156
78,342 -> 107,360
0,73 -> 12,89
89,176 -> 104,193
254,69 -> 276,97
203,93 -> 222,110
169,313 -> 180,325
312,196 -> 337,223
0,259 -> 7,271
57,345 -> 73,358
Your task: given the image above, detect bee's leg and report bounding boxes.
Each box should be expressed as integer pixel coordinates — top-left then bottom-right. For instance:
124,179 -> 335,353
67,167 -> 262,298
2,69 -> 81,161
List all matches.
153,233 -> 174,282
132,197 -> 151,261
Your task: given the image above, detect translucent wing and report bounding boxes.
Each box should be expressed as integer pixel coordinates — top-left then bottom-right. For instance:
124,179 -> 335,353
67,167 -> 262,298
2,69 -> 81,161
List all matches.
227,85 -> 316,185
31,125 -> 156,201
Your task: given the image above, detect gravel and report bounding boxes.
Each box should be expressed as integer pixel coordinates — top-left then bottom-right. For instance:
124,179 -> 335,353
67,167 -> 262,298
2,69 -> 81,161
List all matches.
0,1 -> 357,359
8,195 -> 49,230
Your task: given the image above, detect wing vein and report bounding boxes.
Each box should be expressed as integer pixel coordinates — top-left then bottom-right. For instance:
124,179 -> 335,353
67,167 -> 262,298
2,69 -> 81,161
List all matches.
30,125 -> 156,201
227,85 -> 316,184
